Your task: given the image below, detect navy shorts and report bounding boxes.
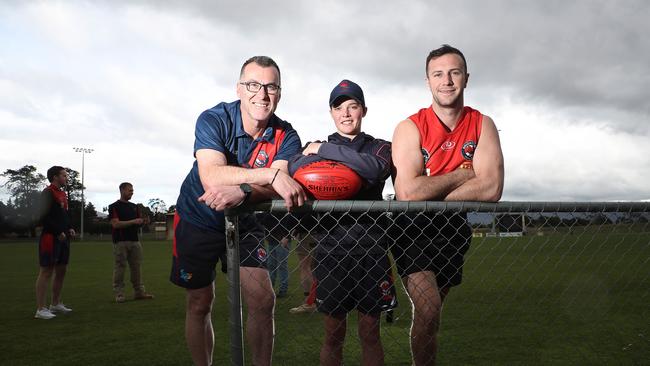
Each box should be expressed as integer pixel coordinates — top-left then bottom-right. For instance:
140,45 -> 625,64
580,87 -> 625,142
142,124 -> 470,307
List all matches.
170,213 -> 267,289
38,232 -> 70,267
390,212 -> 472,288
313,251 -> 398,315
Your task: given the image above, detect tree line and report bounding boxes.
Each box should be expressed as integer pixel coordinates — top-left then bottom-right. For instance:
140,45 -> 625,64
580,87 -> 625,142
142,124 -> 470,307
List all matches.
0,165 -> 175,238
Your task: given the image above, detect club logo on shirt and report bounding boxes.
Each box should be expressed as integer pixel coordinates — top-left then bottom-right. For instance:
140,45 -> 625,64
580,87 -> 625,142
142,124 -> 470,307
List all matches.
461,141 -> 476,160
441,141 -> 456,151
254,150 -> 269,168
257,247 -> 268,261
379,280 -> 393,301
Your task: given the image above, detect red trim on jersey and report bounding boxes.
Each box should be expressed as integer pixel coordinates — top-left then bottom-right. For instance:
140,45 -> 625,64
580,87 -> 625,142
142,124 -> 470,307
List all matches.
172,212 -> 181,258
245,127 -> 287,169
408,106 -> 483,176
46,184 -> 68,210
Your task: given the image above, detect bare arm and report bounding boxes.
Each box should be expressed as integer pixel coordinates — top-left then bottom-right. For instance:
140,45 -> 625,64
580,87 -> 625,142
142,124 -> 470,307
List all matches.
392,119 -> 474,201
445,115 -> 504,202
196,149 -> 306,210
196,149 -> 278,187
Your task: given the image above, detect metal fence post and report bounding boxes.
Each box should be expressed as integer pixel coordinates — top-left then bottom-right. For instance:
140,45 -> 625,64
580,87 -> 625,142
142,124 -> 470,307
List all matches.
225,212 -> 244,366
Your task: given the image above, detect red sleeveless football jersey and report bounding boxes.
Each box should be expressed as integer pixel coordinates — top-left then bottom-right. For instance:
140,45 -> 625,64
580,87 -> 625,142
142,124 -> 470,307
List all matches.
408,106 -> 483,177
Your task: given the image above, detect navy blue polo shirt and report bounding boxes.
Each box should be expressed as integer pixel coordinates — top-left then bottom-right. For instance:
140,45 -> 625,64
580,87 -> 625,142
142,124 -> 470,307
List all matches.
176,100 -> 301,233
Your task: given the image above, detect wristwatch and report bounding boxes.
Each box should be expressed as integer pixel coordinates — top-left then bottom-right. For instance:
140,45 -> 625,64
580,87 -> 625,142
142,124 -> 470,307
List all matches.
239,183 -> 253,203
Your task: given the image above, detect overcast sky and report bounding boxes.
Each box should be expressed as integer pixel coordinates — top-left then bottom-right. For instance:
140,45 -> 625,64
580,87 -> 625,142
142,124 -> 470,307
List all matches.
1,0 -> 648,211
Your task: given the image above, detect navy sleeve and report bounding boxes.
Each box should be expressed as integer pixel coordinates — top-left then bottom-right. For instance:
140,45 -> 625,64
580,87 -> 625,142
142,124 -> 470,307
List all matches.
317,140 -> 392,185
287,152 -> 322,177
194,109 -> 228,156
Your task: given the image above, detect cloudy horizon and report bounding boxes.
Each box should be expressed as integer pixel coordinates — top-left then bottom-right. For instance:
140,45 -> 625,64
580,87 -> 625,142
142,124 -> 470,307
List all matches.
1,0 -> 648,211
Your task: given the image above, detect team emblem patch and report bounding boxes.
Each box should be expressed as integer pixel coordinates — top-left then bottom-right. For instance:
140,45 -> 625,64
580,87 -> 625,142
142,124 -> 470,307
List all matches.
180,269 -> 193,282
379,280 -> 393,301
254,150 -> 269,168
461,141 -> 476,160
257,247 -> 267,261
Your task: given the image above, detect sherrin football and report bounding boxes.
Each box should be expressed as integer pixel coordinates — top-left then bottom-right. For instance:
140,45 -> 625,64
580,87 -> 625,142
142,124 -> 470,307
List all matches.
292,160 -> 363,200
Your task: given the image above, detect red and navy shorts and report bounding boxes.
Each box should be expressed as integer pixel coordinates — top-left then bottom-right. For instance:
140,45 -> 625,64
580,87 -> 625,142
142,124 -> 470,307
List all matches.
170,213 -> 267,289
313,251 -> 398,315
38,232 -> 70,267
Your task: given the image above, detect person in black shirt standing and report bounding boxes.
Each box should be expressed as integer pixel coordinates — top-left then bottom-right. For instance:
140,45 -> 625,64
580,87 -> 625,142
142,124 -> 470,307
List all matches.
108,182 -> 154,303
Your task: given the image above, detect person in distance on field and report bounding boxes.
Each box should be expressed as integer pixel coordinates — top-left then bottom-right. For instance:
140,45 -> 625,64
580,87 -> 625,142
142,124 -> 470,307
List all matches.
288,79 -> 397,366
288,227 -> 317,314
34,166 -> 75,319
108,182 -> 154,303
391,44 -> 504,365
170,56 -> 306,366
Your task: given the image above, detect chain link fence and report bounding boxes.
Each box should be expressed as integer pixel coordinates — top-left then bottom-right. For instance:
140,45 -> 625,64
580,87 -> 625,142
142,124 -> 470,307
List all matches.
224,201 -> 649,365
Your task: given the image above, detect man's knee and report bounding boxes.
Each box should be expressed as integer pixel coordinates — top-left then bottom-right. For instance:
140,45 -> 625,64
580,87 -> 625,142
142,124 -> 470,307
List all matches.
39,266 -> 54,278
241,268 -> 275,314
406,272 -> 442,313
187,289 -> 214,317
358,326 -> 381,346
324,328 -> 346,347
247,288 -> 275,314
54,265 -> 67,276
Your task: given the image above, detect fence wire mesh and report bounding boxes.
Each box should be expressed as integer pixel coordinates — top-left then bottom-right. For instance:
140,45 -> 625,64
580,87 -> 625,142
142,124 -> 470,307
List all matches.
224,201 -> 649,365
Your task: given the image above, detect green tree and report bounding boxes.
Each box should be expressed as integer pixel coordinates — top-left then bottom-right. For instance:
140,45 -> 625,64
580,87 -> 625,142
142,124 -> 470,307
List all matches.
1,165 -> 46,236
85,202 -> 98,220
148,198 -> 167,222
136,203 -> 153,233
64,168 -> 85,202
1,165 -> 45,209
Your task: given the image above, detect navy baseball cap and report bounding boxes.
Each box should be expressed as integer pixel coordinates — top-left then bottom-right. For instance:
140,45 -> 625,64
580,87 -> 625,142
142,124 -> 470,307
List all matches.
329,79 -> 365,107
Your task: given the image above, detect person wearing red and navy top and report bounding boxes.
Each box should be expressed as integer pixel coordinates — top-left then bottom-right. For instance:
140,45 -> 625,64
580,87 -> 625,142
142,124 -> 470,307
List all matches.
288,79 -> 396,366
108,182 -> 154,303
170,56 -> 306,366
391,45 -> 504,365
34,166 -> 76,320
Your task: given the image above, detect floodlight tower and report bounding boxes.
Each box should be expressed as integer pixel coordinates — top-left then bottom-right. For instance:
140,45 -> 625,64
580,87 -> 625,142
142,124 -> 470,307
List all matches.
73,147 -> 93,240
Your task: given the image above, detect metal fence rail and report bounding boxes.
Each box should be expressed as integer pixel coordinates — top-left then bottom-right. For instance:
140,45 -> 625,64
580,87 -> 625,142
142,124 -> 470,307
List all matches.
224,201 -> 649,365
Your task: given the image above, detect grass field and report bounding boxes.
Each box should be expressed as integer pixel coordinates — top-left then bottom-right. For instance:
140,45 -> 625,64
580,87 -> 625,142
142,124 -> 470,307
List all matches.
0,228 -> 648,365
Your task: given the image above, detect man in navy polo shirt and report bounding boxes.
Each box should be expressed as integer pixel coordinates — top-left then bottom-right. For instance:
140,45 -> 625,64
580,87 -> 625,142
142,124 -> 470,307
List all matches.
171,55 -> 307,366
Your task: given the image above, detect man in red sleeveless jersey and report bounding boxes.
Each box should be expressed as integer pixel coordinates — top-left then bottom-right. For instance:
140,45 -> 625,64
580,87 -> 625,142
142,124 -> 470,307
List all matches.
392,44 -> 504,365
